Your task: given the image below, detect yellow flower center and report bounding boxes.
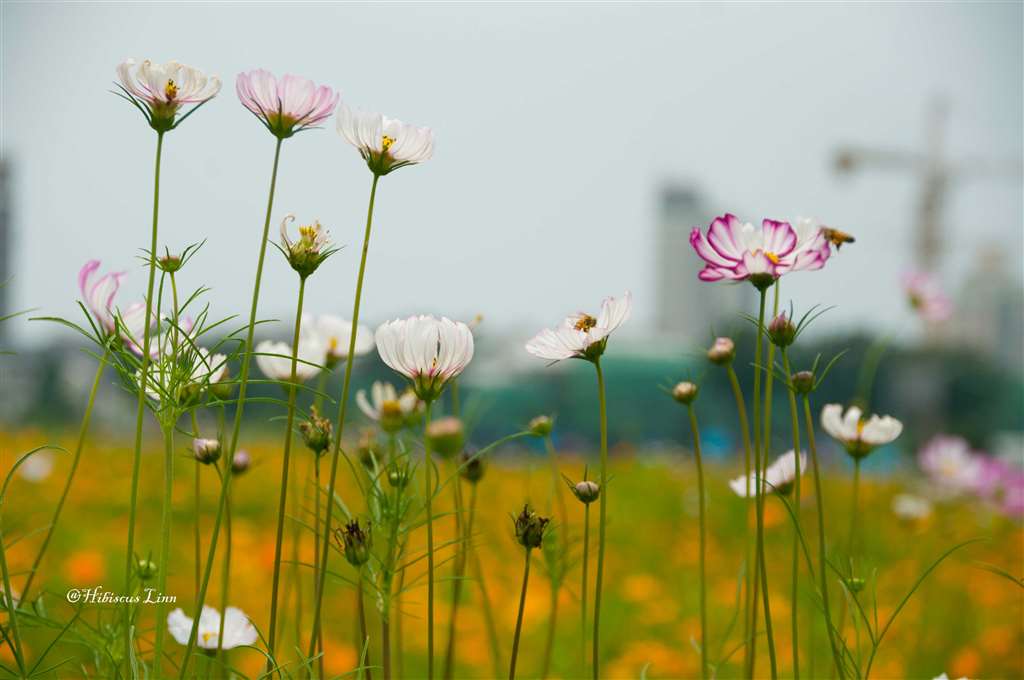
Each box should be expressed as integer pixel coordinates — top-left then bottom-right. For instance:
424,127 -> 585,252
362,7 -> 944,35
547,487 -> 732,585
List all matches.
764,251 -> 780,265
574,314 -> 598,332
299,224 -> 319,240
329,337 -> 338,353
201,631 -> 217,644
381,135 -> 396,152
165,79 -> 178,100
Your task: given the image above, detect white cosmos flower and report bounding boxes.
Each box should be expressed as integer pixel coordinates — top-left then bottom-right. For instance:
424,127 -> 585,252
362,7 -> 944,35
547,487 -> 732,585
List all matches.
256,338 -> 323,383
167,606 -> 257,650
337,103 -> 434,176
374,316 -> 474,401
891,493 -> 933,521
116,59 -> 221,131
525,292 -> 632,363
302,313 -> 375,366
820,404 -> 903,459
18,450 -> 55,483
356,381 -> 420,423
191,348 -> 228,383
729,450 -> 807,497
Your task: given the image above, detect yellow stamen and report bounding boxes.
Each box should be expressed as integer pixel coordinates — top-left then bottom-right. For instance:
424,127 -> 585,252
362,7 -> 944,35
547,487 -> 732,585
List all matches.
299,224 -> 319,239
381,135 -> 396,152
764,251 -> 780,265
164,79 -> 178,100
574,314 -> 598,332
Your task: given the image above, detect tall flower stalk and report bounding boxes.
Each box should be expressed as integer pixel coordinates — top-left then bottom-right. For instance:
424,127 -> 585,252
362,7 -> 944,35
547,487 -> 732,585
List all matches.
509,506 -> 549,680
309,104 -> 433,667
779,347 -> 802,679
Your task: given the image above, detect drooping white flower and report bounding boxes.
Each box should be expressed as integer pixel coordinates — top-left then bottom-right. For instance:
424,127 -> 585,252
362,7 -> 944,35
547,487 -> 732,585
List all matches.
256,339 -> 323,383
302,313 -> 375,367
525,292 -> 632,363
729,450 -> 807,497
167,606 -> 257,650
356,380 -> 421,432
891,493 -> 933,521
820,404 -> 903,459
374,316 -> 474,401
337,103 -> 434,176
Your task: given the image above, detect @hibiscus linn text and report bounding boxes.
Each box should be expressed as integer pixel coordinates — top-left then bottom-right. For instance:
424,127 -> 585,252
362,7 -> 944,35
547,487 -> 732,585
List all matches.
66,587 -> 177,605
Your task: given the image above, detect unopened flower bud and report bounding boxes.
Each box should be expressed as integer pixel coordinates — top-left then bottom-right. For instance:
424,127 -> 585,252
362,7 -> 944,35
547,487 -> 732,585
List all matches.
792,371 -> 815,394
528,415 -> 554,437
192,438 -> 221,465
157,252 -> 183,273
379,400 -> 406,433
299,406 -> 333,456
336,519 -> 372,567
570,480 -> 600,504
767,313 -> 797,348
387,463 -> 411,489
460,451 -> 485,484
672,381 -> 699,405
231,450 -> 252,475
280,215 -> 332,279
426,417 -> 464,459
847,576 -> 866,594
707,337 -> 736,365
136,558 -> 158,581
357,428 -> 379,468
513,505 -> 550,550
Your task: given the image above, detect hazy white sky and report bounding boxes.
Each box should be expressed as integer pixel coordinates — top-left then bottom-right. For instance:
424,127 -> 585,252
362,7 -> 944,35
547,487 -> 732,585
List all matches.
3,2 -> 1021,345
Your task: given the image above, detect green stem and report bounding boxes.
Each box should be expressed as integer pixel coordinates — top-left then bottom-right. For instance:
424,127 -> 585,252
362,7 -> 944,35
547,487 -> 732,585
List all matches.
541,436 -> 567,680
179,136 -> 284,679
508,548 -> 532,680
313,456 -> 324,678
357,569 -> 372,680
267,275 -> 307,662
125,130 -> 164,666
725,363 -> 754,676
216,480 -> 233,665
443,462 -> 467,680
21,351 -> 108,604
153,422 -> 175,677
782,350 -> 802,680
591,357 -> 608,680
757,284 -> 779,680
190,411 -> 201,607
424,400 -> 436,680
469,487 -> 504,678
848,459 -> 861,559
0,523 -> 27,676
748,289 -> 767,680
309,174 -> 381,663
581,501 -> 590,678
803,395 -> 846,680
687,405 -> 709,680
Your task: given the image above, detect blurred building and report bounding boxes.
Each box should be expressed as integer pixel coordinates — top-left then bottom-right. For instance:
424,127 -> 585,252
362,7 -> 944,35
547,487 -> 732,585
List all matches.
654,184 -> 750,343
953,244 -> 1024,370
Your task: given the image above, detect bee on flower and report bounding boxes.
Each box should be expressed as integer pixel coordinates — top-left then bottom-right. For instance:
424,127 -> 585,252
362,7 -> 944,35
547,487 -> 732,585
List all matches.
236,70 -> 339,139
115,59 -> 221,132
337,103 -> 434,176
525,292 -> 632,363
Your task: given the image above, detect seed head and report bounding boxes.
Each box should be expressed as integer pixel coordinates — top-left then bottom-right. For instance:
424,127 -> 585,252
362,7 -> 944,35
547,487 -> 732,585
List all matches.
336,519 -> 372,567
513,504 -> 550,550
299,406 -> 333,456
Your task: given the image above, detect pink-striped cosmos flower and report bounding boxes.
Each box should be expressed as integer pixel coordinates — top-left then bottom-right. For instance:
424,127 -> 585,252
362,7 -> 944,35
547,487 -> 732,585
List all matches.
236,70 -> 339,139
116,59 -> 221,132
375,316 -> 474,402
902,271 -> 952,323
820,404 -> 902,459
525,292 -> 632,363
690,214 -> 831,290
337,103 -> 434,176
78,260 -> 126,335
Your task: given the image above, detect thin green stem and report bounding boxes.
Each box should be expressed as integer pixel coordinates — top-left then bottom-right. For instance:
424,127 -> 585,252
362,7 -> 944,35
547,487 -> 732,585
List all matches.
313,456 -> 324,678
540,436 -> 567,680
424,400 -> 436,680
469,487 -> 504,678
21,351 -> 108,604
179,136 -> 284,679
803,395 -> 846,680
749,288 -> 767,680
725,363 -> 754,675
357,569 -> 372,680
382,609 -> 392,680
125,130 -> 164,666
443,462 -> 467,680
581,501 -> 590,678
782,350 -> 802,680
848,459 -> 861,559
508,548 -> 532,680
190,411 -> 201,607
267,275 -> 308,662
0,523 -> 27,677
153,423 -> 175,677
758,284 -> 780,680
687,405 -> 709,679
309,174 -> 381,664
216,477 -> 233,664
591,357 -> 608,680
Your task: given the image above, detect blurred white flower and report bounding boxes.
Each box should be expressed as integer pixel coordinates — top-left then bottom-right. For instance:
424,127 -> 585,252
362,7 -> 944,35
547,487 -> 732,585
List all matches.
256,338 -> 323,383
167,606 -> 257,650
891,493 -> 933,521
820,404 -> 902,459
18,451 -> 55,483
302,313 -> 374,367
525,292 -> 632,363
337,103 -> 434,176
729,450 -> 806,497
374,316 -> 474,401
356,380 -> 421,432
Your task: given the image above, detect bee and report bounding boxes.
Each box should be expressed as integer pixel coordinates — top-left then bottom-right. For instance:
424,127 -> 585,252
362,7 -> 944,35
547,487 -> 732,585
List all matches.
821,227 -> 856,250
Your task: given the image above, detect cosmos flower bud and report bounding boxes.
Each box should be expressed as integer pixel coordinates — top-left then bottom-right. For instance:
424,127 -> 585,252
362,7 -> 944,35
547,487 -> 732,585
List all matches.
280,215 -> 333,278
460,451 -> 485,484
570,479 -> 600,504
231,450 -> 252,475
672,381 -> 699,405
528,415 -> 554,437
136,558 -> 158,581
513,505 -> 550,550
357,428 -> 379,468
157,252 -> 183,273
299,406 -> 333,456
192,438 -> 221,465
387,463 -> 412,489
707,337 -> 736,365
792,371 -> 815,394
846,576 -> 866,594
767,313 -> 797,348
336,519 -> 372,567
379,400 -> 407,433
426,417 -> 465,459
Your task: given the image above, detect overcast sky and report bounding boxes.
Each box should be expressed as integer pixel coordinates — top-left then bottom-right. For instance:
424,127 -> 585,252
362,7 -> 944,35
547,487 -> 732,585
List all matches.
2,2 -> 1021,346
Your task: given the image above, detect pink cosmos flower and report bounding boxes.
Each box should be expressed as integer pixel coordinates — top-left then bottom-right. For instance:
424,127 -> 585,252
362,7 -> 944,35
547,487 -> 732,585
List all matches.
79,260 -> 127,335
917,435 -> 985,496
690,214 -> 831,289
901,271 -> 953,323
236,70 -> 339,139
116,59 -> 221,131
